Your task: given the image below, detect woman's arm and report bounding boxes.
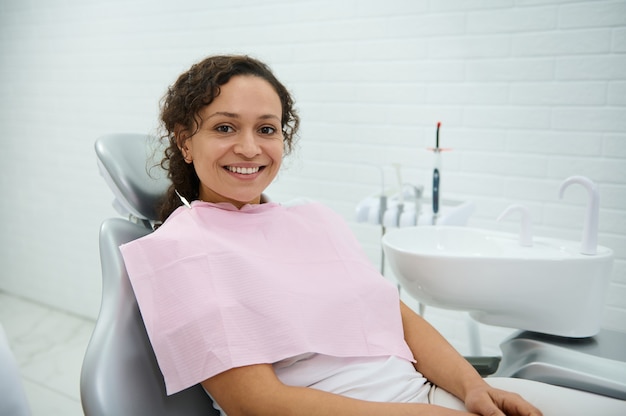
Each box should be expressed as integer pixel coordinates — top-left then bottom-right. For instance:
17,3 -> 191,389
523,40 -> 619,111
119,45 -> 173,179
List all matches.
399,301 -> 485,399
399,301 -> 543,416
199,301 -> 541,416
201,363 -> 470,416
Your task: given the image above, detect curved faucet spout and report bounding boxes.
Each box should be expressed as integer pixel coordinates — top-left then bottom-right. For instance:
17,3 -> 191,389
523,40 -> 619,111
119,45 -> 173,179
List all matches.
497,204 -> 533,247
558,175 -> 599,255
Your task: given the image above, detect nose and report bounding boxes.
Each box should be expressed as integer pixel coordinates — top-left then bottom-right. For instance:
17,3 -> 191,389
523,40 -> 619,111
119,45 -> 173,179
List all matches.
234,130 -> 261,158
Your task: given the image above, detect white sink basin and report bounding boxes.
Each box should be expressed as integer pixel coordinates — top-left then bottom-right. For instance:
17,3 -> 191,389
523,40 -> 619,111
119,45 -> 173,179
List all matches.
382,226 -> 614,338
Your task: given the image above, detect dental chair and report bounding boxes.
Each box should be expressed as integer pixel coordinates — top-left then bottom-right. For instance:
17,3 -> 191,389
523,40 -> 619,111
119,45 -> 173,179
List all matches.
81,133 -> 505,416
80,133 -> 218,415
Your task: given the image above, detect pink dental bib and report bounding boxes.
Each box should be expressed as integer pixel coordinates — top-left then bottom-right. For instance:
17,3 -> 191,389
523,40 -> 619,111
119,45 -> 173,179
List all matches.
120,201 -> 414,394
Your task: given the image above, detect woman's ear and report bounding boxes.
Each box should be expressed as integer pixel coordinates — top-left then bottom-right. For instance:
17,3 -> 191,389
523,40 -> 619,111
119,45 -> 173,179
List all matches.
175,125 -> 193,164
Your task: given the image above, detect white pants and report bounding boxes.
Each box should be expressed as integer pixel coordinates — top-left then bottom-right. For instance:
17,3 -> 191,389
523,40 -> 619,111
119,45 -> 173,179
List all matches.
430,377 -> 626,416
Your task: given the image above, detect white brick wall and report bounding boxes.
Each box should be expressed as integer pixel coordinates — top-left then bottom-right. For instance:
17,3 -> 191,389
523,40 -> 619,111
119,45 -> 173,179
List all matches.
0,0 -> 624,355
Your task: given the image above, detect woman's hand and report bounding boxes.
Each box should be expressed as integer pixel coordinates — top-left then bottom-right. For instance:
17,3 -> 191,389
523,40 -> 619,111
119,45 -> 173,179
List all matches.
399,302 -> 542,416
463,384 -> 543,416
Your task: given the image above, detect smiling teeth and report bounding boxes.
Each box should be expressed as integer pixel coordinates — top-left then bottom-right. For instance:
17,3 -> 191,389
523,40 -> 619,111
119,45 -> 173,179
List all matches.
226,166 -> 260,175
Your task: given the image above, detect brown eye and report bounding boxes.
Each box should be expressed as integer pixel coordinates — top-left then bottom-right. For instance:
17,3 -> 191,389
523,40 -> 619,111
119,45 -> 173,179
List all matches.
259,126 -> 276,135
216,125 -> 234,133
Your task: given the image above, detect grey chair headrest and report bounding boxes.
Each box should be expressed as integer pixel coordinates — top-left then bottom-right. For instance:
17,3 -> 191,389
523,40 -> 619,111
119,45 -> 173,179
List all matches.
95,133 -> 170,221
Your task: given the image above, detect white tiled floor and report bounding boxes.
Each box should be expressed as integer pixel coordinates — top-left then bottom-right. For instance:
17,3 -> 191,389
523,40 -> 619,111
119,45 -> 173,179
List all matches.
0,291 -> 94,416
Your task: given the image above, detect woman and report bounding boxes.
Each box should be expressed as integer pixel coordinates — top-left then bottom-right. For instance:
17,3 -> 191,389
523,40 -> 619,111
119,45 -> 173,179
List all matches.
119,55 -> 623,415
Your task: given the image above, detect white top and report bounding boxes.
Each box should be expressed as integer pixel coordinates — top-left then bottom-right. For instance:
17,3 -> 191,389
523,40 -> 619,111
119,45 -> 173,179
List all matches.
210,354 -> 431,415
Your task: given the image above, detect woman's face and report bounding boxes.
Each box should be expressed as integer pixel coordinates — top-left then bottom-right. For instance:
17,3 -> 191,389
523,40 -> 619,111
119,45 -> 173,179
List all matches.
179,75 -> 284,208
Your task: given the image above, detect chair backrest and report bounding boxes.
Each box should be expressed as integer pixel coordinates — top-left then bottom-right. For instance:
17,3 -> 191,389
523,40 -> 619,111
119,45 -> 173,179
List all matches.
80,133 -> 218,415
94,132 -> 169,221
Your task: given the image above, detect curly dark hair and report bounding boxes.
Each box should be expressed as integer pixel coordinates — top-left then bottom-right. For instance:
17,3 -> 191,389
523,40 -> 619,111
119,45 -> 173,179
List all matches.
155,55 -> 300,222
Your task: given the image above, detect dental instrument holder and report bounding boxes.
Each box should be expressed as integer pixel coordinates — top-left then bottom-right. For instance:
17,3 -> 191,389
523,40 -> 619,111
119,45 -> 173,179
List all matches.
356,189 -> 475,229
382,185 -> 423,229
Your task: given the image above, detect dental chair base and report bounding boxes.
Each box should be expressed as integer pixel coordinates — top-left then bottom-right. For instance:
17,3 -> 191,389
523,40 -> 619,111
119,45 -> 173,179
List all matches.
494,329 -> 626,400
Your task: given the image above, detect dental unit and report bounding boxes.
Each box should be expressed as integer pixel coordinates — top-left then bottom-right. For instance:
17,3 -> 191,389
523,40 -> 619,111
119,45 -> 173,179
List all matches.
382,175 -> 626,401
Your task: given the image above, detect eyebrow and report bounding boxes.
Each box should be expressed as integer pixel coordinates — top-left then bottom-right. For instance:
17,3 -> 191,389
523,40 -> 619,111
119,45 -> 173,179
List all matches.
206,111 -> 281,122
